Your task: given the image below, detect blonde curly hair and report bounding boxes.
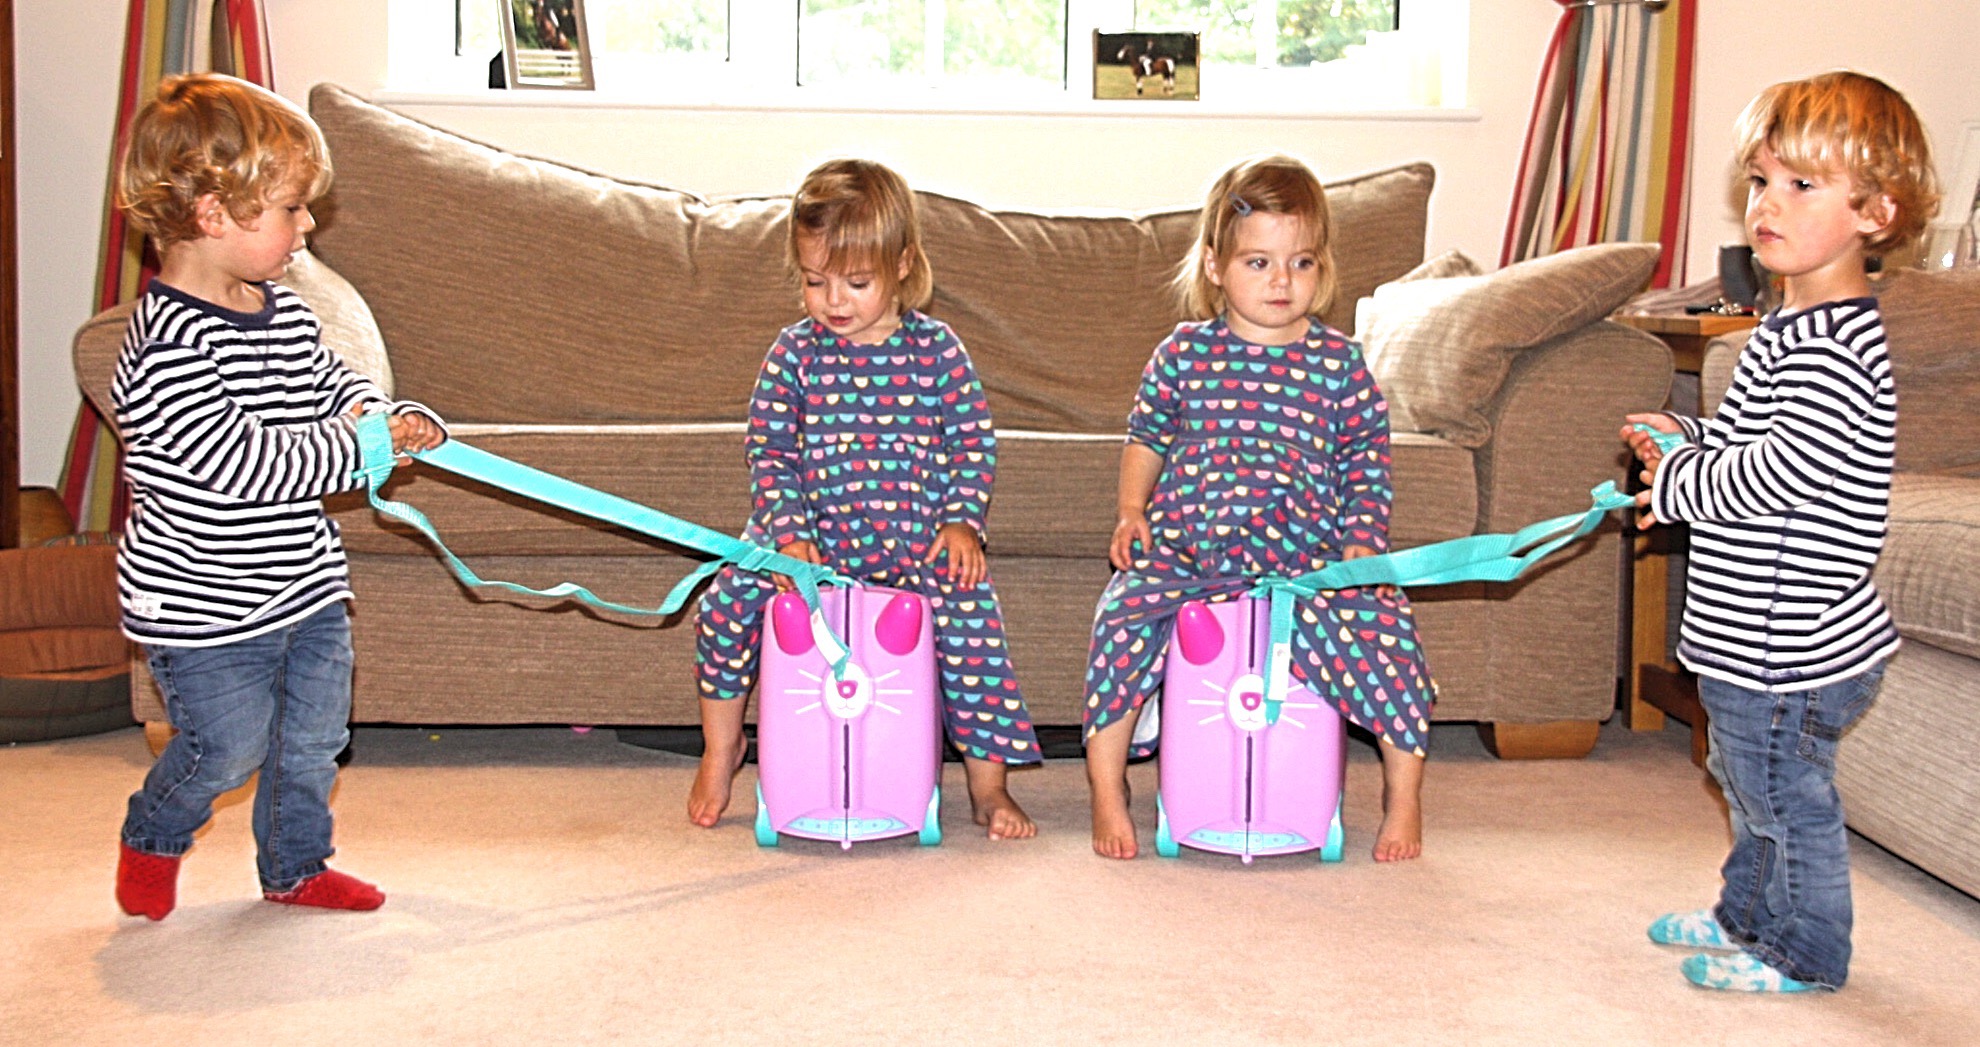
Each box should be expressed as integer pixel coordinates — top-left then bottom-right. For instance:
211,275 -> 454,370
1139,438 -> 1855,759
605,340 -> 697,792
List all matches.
116,73 -> 331,248
1734,71 -> 1940,260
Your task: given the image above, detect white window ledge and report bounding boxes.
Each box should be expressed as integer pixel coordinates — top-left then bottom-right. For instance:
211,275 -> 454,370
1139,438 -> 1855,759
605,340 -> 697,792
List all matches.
374,87 -> 1481,123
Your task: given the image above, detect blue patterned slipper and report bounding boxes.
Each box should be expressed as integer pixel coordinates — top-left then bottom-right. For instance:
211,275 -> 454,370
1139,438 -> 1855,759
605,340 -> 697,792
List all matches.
1648,909 -> 1737,950
1680,952 -> 1817,993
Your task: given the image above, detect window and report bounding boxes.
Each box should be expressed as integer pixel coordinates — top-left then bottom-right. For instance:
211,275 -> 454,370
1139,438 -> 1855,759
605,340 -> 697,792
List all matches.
462,1 -> 730,64
422,0 -> 1461,109
1136,0 -> 1398,69
797,0 -> 1066,89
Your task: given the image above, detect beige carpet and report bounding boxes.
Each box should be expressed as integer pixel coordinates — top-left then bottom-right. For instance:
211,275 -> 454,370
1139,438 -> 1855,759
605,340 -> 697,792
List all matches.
4,720 -> 1977,1046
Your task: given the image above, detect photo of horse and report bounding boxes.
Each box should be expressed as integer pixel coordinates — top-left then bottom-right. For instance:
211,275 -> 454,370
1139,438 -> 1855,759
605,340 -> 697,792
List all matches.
1093,31 -> 1201,101
503,0 -> 595,89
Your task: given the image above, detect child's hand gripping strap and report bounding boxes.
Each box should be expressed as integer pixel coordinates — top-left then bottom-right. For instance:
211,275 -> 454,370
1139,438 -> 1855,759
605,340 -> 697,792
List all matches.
1631,422 -> 1687,457
353,413 -> 854,678
1247,481 -> 1637,714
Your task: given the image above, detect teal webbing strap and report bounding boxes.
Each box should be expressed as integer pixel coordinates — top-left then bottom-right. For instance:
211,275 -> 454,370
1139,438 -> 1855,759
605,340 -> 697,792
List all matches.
1632,422 -> 1687,456
1248,481 -> 1637,715
353,413 -> 853,674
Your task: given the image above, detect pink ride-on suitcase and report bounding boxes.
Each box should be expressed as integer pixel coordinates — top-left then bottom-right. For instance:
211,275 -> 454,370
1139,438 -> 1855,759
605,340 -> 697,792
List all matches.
1155,596 -> 1346,862
754,583 -> 943,849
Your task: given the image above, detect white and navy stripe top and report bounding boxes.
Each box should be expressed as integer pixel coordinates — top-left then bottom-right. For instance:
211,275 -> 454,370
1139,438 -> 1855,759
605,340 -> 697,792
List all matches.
112,280 -> 441,647
1651,297 -> 1899,691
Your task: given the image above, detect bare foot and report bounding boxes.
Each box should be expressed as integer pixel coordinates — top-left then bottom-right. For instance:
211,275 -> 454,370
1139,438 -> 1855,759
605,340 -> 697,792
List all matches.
687,745 -> 744,828
1089,780 -> 1137,859
962,756 -> 1036,840
969,786 -> 1037,840
1373,781 -> 1423,862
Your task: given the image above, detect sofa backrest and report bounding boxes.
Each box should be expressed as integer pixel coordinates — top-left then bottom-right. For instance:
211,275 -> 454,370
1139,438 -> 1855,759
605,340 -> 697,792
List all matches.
1876,267 -> 1980,477
306,85 -> 1432,432
1699,266 -> 1978,478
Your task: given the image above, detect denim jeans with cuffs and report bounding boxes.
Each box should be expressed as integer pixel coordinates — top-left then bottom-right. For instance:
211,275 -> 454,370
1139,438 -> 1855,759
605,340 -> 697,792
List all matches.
1700,663 -> 1886,989
121,602 -> 355,893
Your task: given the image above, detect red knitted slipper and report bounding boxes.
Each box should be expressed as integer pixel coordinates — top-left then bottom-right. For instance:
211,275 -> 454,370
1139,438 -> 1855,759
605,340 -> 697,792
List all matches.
263,868 -> 385,911
116,843 -> 181,921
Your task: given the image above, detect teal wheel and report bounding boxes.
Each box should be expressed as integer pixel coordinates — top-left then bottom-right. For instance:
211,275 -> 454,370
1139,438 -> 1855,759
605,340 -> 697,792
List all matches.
1320,798 -> 1343,862
753,783 -> 779,847
917,785 -> 942,846
1154,793 -> 1179,858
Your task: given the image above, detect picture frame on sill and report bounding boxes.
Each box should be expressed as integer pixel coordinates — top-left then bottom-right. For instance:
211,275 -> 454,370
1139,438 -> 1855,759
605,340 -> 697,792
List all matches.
1093,31 -> 1200,101
500,0 -> 595,90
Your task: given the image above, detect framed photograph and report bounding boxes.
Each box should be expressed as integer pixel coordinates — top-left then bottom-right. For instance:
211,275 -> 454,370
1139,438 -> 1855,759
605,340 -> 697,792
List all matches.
1093,31 -> 1200,101
501,0 -> 595,90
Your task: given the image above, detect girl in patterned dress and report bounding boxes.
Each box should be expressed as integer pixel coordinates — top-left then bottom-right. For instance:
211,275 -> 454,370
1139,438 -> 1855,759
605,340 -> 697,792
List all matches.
1085,155 -> 1435,861
689,159 -> 1041,839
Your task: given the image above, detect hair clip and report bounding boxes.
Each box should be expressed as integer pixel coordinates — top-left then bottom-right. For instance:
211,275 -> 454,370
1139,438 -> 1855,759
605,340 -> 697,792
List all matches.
1229,194 -> 1254,217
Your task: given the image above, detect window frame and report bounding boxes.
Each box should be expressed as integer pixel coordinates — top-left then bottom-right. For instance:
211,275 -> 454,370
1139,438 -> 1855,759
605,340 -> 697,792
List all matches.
398,0 -> 1468,116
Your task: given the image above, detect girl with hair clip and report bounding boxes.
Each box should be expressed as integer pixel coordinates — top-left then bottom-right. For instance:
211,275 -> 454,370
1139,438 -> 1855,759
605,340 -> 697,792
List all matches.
1084,154 -> 1436,861
688,159 -> 1042,840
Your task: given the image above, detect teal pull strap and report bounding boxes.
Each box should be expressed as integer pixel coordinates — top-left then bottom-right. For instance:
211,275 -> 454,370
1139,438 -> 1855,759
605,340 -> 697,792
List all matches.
352,413 -> 853,676
1632,422 -> 1687,456
1246,481 -> 1634,715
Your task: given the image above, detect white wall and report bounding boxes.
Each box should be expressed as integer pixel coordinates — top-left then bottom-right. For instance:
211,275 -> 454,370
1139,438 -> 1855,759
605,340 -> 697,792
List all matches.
14,0 -> 1979,486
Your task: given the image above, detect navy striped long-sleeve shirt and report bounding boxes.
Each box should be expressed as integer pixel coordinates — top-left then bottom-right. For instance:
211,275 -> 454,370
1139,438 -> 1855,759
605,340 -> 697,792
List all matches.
1651,297 -> 1899,691
112,280 -> 441,646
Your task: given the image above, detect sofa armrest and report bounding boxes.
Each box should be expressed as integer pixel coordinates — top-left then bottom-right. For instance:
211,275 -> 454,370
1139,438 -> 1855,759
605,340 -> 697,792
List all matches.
70,251 -> 394,430
1877,473 -> 1980,660
72,302 -> 136,428
1473,320 -> 1671,531
1700,334 -> 1743,415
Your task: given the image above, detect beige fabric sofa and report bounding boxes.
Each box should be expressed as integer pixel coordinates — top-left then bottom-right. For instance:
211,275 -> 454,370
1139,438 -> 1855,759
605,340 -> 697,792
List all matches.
74,85 -> 1671,758
1701,266 -> 1980,895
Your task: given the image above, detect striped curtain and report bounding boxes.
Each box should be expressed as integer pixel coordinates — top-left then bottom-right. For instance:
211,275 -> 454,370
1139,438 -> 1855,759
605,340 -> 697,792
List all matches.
57,0 -> 274,531
1501,0 -> 1697,289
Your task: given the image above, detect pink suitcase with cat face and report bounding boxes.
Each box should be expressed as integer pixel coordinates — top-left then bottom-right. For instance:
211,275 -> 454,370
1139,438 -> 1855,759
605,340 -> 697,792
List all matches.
754,583 -> 942,849
1155,596 -> 1346,862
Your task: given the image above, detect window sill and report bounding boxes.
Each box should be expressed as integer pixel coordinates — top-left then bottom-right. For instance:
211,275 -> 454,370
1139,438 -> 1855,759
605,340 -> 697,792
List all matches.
374,87 -> 1482,123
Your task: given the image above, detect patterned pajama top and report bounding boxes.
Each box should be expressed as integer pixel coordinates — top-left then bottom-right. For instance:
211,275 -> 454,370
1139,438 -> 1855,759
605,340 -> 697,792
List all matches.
1084,316 -> 1436,758
694,310 -> 1041,764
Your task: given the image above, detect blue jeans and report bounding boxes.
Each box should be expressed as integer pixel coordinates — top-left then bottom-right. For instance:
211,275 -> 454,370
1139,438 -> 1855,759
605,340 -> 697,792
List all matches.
121,603 -> 355,892
1700,664 -> 1885,989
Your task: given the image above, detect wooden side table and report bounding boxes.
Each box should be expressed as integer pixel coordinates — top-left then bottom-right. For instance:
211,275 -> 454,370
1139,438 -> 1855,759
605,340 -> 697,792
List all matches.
1612,311 -> 1758,765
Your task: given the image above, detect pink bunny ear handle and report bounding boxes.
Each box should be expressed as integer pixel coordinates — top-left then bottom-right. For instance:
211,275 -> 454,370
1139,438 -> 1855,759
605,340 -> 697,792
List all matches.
1174,601 -> 1225,665
770,592 -> 816,656
875,593 -> 926,656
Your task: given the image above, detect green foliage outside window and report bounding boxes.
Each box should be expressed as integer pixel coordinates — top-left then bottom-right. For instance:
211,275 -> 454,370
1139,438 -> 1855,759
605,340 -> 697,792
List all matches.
461,1 -> 726,57
799,0 -> 1063,84
591,0 -> 726,55
1136,0 -> 1398,67
457,0 -> 1396,79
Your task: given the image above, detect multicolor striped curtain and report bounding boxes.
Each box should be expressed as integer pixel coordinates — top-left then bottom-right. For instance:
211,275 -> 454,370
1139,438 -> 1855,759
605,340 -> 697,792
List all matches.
1501,0 -> 1697,289
57,0 -> 274,531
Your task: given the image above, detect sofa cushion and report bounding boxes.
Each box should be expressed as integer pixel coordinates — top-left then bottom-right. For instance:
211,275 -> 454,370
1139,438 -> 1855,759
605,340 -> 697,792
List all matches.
308,85 -> 791,429
1876,473 -> 1980,660
1875,267 -> 1980,476
338,424 -> 1475,564
1359,243 -> 1661,447
305,84 -> 1433,434
1352,249 -> 1482,342
335,424 -> 753,558
286,249 -> 395,395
